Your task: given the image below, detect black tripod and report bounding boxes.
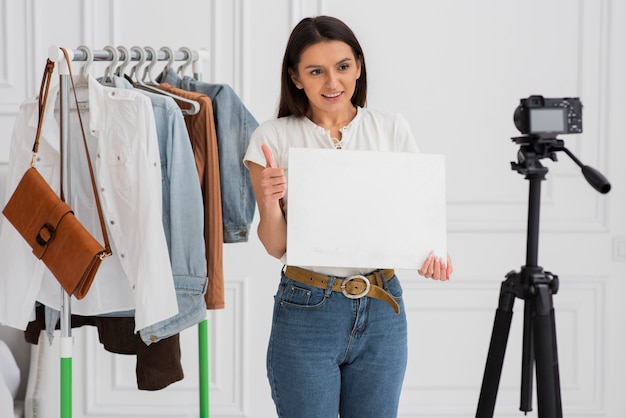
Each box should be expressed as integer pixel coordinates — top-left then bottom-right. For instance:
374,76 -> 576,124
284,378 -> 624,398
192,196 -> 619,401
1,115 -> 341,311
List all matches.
475,135 -> 611,418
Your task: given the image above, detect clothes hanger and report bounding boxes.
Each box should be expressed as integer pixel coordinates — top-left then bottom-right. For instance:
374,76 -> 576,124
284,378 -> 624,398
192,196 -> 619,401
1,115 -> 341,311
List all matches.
101,45 -> 119,85
76,45 -> 93,87
159,46 -> 175,81
114,45 -> 131,77
176,47 -> 194,77
135,46 -> 200,115
59,45 -> 91,110
141,46 -> 159,86
128,45 -> 147,82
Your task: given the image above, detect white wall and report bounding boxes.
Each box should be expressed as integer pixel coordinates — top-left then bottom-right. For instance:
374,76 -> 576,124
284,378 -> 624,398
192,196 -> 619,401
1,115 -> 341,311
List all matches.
1,0 -> 625,417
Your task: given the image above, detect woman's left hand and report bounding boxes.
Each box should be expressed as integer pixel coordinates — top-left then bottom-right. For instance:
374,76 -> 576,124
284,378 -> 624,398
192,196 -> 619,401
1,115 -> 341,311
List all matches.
418,252 -> 453,281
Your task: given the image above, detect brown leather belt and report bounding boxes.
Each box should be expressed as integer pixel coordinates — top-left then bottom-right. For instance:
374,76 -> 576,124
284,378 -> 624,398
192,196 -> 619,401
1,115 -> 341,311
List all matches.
283,266 -> 400,313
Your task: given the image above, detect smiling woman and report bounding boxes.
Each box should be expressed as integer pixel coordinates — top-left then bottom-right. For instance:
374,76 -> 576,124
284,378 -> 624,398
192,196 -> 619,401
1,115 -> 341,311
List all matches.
242,15 -> 452,418
288,40 -> 362,142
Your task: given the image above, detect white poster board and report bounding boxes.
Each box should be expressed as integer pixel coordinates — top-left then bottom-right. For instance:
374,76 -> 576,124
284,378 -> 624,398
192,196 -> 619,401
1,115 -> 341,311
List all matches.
286,148 -> 447,269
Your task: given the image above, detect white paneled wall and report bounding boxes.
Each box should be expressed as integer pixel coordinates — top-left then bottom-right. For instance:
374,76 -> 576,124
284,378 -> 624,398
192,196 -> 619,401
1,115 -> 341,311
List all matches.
0,0 -> 625,417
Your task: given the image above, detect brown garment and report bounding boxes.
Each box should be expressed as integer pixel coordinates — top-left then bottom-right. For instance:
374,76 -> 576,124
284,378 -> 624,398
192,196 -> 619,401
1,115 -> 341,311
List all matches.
158,83 -> 225,309
24,306 -> 183,391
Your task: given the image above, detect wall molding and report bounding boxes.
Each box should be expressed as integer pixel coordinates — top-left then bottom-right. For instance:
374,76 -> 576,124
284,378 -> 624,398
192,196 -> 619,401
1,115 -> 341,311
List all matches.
613,236 -> 626,262
0,0 -> 9,87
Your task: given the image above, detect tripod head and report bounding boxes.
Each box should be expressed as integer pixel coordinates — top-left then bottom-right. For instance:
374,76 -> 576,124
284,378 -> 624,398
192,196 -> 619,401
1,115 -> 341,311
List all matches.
511,134 -> 611,194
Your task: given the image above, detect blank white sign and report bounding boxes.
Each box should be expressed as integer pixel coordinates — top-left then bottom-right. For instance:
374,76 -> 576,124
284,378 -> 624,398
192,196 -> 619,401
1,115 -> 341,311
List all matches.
286,148 -> 447,269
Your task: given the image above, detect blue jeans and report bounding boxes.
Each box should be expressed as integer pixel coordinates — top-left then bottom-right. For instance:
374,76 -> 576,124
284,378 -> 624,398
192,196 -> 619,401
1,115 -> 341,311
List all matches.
267,270 -> 408,418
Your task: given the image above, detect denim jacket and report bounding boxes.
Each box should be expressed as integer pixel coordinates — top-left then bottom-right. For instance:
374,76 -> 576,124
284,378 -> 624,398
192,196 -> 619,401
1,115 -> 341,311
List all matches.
158,69 -> 257,243
113,77 -> 208,344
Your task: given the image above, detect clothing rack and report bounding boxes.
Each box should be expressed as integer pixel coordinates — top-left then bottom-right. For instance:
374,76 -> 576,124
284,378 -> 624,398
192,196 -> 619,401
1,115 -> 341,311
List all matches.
48,45 -> 212,418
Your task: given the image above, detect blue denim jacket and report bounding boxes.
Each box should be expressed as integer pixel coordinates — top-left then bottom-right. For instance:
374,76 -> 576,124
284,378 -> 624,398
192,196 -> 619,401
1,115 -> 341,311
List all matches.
158,69 -> 257,243
121,79 -> 208,344
44,77 -> 208,345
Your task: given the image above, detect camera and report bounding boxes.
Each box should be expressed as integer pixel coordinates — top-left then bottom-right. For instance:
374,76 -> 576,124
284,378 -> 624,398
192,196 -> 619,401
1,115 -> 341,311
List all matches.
513,95 -> 583,135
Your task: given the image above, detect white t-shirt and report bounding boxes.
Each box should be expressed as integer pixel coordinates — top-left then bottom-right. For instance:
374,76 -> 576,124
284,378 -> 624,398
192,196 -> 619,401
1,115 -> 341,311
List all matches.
244,106 -> 419,276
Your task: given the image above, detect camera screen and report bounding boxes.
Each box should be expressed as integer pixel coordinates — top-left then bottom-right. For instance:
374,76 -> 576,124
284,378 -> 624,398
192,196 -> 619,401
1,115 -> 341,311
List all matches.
529,108 -> 566,133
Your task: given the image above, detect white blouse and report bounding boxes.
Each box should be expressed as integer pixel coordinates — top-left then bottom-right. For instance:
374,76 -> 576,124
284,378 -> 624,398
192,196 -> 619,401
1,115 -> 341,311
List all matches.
244,106 -> 419,277
0,77 -> 178,332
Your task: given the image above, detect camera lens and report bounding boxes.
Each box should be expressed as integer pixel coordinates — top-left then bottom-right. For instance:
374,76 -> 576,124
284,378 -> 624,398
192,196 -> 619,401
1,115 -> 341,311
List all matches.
513,105 -> 526,134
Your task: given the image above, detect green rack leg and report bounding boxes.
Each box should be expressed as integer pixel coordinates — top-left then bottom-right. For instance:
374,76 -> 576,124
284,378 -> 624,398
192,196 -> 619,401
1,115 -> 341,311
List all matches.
61,353 -> 72,418
199,319 -> 209,418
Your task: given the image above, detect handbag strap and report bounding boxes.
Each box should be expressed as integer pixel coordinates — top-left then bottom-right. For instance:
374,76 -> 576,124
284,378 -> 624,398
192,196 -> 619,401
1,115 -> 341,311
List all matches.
32,59 -> 55,159
61,48 -> 111,257
31,49 -> 112,258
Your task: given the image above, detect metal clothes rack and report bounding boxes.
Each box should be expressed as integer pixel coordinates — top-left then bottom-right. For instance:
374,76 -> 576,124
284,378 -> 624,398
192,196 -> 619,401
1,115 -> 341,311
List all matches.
48,45 -> 212,418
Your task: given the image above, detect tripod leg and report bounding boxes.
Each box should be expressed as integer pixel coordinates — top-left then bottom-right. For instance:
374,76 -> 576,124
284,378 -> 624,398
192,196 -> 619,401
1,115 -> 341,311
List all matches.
476,280 -> 516,418
533,283 -> 563,418
520,299 -> 534,413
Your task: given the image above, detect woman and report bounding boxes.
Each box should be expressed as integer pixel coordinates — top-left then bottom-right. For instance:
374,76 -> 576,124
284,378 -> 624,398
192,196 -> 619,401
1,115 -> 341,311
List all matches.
244,15 -> 453,418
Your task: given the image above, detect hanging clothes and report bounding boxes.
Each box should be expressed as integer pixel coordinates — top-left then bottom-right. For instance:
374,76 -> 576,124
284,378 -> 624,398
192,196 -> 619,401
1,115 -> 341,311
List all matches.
158,69 -> 258,244
25,305 -> 183,391
158,82 -> 225,309
37,75 -> 209,346
19,73 -> 210,391
0,76 -> 178,332
112,76 -> 208,344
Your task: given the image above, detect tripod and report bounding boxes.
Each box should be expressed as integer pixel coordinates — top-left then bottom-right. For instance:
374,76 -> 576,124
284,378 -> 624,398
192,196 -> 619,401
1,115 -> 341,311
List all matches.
475,135 -> 611,418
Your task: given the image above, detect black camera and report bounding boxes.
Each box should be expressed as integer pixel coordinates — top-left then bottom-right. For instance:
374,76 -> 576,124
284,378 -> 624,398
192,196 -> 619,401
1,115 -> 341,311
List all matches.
513,95 -> 583,136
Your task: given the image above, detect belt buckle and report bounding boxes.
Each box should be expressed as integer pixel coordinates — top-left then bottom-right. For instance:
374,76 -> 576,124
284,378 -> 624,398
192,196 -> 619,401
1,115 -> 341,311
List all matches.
341,275 -> 370,299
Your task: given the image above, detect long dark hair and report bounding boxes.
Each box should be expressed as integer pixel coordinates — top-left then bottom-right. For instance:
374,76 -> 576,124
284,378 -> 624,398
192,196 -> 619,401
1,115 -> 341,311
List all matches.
278,16 -> 367,118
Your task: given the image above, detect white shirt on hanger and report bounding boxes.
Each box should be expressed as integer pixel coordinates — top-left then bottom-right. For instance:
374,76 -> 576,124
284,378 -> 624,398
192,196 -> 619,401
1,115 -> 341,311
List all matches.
0,76 -> 178,332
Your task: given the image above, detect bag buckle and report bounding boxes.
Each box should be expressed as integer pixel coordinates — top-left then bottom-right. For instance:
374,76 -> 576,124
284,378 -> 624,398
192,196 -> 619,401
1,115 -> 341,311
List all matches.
341,275 -> 371,299
98,251 -> 112,261
36,223 -> 55,246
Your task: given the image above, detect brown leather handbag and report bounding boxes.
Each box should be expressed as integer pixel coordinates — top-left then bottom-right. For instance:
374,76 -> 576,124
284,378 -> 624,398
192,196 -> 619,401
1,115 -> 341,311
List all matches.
2,48 -> 112,299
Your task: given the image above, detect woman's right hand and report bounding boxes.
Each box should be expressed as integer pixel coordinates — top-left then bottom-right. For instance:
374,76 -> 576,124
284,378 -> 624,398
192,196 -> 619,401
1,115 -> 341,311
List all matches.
260,143 -> 286,205
248,143 -> 288,259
